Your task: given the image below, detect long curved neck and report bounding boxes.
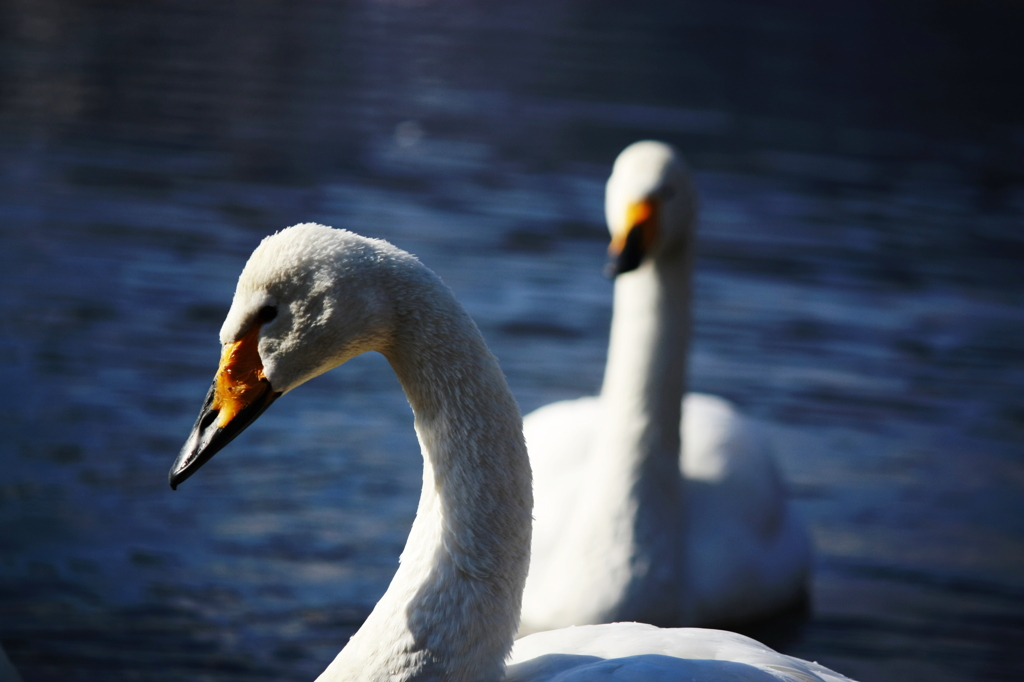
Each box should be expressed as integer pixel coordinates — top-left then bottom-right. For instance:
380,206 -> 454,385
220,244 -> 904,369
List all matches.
318,271 -> 532,682
598,246 -> 692,479
565,246 -> 693,625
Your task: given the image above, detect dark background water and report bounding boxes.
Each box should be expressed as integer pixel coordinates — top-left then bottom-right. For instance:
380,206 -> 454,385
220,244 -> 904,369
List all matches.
1,1 -> 1023,680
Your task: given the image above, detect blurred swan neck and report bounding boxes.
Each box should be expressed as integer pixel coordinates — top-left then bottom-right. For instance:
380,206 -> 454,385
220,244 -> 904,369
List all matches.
599,249 -> 692,472
547,248 -> 692,626
318,269 -> 532,682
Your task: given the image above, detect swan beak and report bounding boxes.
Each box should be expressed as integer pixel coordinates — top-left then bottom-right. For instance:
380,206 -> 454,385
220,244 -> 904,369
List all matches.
169,324 -> 280,490
606,199 -> 658,277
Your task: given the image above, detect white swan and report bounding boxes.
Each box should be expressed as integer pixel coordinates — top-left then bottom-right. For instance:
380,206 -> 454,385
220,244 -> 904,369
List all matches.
520,141 -> 811,633
169,223 -> 853,681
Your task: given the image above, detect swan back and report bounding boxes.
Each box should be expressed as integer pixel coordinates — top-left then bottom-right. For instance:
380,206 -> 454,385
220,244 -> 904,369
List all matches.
508,624 -> 852,682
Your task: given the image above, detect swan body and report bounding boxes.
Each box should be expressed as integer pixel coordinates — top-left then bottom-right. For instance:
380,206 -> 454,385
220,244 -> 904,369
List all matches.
169,223 -> 851,682
520,142 -> 811,632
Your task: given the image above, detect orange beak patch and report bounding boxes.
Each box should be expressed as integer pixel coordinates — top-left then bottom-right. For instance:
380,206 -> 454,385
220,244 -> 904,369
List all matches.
609,199 -> 658,257
212,323 -> 267,428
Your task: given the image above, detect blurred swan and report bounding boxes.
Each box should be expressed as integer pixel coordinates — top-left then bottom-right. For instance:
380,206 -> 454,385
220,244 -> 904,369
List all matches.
520,141 -> 811,633
169,223 -> 850,681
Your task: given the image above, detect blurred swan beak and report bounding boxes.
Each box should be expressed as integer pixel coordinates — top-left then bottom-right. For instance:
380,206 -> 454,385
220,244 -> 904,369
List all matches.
606,199 -> 658,277
169,323 -> 280,490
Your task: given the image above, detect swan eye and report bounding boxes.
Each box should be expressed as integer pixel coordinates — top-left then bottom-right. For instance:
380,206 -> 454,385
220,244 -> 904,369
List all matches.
258,305 -> 278,324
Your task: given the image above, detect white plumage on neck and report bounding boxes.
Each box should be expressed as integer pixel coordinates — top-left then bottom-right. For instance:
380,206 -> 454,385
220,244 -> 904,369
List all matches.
320,270 -> 532,681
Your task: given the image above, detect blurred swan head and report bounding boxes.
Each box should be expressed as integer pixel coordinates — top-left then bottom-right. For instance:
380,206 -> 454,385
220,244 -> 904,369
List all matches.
604,140 -> 697,275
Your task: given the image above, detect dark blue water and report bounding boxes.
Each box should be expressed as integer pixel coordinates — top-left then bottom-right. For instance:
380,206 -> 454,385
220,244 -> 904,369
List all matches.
1,2 -> 1023,680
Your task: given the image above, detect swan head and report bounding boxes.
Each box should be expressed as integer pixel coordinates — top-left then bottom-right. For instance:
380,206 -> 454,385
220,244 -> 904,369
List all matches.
604,140 -> 696,276
169,223 -> 405,489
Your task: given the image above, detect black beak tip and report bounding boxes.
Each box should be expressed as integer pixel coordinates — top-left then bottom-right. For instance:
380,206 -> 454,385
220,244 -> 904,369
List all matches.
168,383 -> 281,492
168,419 -> 206,491
605,251 -> 641,278
168,448 -> 197,490
606,224 -> 646,278
169,468 -> 191,490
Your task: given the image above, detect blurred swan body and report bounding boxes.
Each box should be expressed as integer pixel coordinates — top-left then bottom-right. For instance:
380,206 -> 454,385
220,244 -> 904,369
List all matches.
520,141 -> 811,633
169,224 -> 847,682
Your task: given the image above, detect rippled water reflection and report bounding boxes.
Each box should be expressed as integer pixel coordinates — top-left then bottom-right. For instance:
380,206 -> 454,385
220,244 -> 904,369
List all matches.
1,2 -> 1022,681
